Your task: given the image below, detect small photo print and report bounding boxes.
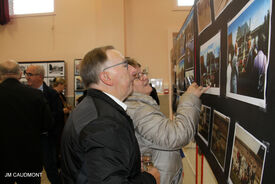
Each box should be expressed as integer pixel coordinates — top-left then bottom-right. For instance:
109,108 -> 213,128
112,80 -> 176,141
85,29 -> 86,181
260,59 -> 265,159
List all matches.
185,69 -> 194,88
48,77 -> 56,88
19,78 -> 28,86
19,63 -> 30,78
75,59 -> 82,75
198,105 -> 211,145
200,31 -> 221,95
75,76 -> 85,91
210,110 -> 230,170
48,62 -> 64,77
213,0 -> 232,19
228,123 -> 267,184
197,0 -> 212,35
75,91 -> 84,106
176,58 -> 185,91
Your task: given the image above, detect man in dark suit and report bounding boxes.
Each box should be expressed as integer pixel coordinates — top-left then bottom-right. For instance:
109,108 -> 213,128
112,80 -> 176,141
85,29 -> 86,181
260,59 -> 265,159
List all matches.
26,64 -> 63,184
0,60 -> 53,184
61,46 -> 160,183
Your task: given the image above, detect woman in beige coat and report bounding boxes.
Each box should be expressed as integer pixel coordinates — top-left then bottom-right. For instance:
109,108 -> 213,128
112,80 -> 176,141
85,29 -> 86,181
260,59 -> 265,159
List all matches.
125,59 -> 209,184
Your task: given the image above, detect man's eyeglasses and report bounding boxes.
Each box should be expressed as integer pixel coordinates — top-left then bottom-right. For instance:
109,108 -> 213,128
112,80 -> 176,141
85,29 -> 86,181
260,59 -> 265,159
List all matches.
103,60 -> 128,71
25,72 -> 40,77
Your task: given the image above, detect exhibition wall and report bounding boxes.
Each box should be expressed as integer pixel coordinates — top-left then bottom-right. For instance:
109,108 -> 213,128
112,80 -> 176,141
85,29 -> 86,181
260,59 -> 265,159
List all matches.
172,0 -> 274,183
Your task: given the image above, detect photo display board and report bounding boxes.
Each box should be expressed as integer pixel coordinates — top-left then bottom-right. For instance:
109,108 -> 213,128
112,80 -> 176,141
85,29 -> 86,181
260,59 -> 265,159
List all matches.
171,0 -> 274,183
19,60 -> 65,87
74,59 -> 85,106
174,8 -> 195,93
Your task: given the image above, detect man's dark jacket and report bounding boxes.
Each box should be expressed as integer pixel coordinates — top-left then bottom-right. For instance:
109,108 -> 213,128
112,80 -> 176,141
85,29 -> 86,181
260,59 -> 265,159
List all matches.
0,78 -> 53,177
42,82 -> 64,134
61,88 -> 156,184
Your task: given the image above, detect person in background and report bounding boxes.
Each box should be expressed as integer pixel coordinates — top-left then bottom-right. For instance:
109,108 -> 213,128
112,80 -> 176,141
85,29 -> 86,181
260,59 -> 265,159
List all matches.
125,59 -> 209,184
51,77 -> 72,167
231,42 -> 239,93
0,60 -> 53,184
52,77 -> 72,123
26,65 -> 63,184
61,46 -> 160,184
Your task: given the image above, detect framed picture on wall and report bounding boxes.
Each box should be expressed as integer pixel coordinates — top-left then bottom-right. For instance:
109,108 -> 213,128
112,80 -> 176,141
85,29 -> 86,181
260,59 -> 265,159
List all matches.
48,62 -> 64,77
74,59 -> 82,75
176,58 -> 185,91
19,78 -> 28,85
213,0 -> 232,19
226,0 -> 272,108
74,91 -> 84,106
198,105 -> 211,145
184,9 -> 194,71
210,110 -> 230,171
75,76 -> 85,91
197,0 -> 212,35
19,63 -> 30,78
200,31 -> 221,95
228,123 -> 267,184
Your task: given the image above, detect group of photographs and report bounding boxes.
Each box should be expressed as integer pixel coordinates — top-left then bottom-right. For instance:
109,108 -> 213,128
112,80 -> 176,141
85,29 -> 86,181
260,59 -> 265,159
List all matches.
173,8 -> 195,93
173,0 -> 272,108
172,0 -> 271,183
198,0 -> 272,108
19,61 -> 65,87
74,59 -> 85,106
198,106 -> 267,184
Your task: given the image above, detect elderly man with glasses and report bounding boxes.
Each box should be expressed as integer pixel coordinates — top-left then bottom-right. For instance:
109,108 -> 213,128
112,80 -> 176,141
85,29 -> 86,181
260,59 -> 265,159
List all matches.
26,64 -> 63,184
125,59 -> 209,184
61,46 -> 160,184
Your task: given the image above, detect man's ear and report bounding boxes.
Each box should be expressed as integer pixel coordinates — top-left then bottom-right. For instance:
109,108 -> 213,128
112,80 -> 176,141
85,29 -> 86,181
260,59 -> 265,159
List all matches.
99,71 -> 113,86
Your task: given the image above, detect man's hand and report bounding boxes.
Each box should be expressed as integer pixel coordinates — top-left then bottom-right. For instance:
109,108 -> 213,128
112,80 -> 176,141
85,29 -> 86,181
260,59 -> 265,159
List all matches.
186,82 -> 210,98
147,167 -> 160,184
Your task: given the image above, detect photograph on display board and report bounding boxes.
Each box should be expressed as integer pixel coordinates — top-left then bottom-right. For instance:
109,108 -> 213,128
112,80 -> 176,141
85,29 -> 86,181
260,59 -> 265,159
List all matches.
213,0 -> 232,19
75,76 -> 85,91
75,91 -> 84,106
175,36 -> 181,61
176,58 -> 185,91
198,105 -> 211,145
184,9 -> 195,70
197,0 -> 212,35
210,110 -> 230,170
75,59 -> 82,75
200,32 -> 221,95
228,123 -> 267,184
19,78 -> 28,85
179,31 -> 185,58
19,63 -> 30,77
185,69 -> 194,88
48,77 -> 55,87
226,0 -> 272,108
48,62 -> 64,77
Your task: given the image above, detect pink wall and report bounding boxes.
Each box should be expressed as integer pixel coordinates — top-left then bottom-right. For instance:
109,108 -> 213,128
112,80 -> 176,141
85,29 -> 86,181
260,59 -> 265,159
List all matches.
0,0 -> 189,97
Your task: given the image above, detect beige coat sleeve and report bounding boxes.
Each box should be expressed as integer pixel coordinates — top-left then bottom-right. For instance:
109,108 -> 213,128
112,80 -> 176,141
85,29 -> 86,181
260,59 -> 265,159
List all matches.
126,93 -> 201,150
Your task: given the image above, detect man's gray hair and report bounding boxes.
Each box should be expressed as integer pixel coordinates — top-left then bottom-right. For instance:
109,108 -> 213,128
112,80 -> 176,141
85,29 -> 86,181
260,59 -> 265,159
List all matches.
31,65 -> 45,77
80,45 -> 114,87
0,60 -> 21,76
